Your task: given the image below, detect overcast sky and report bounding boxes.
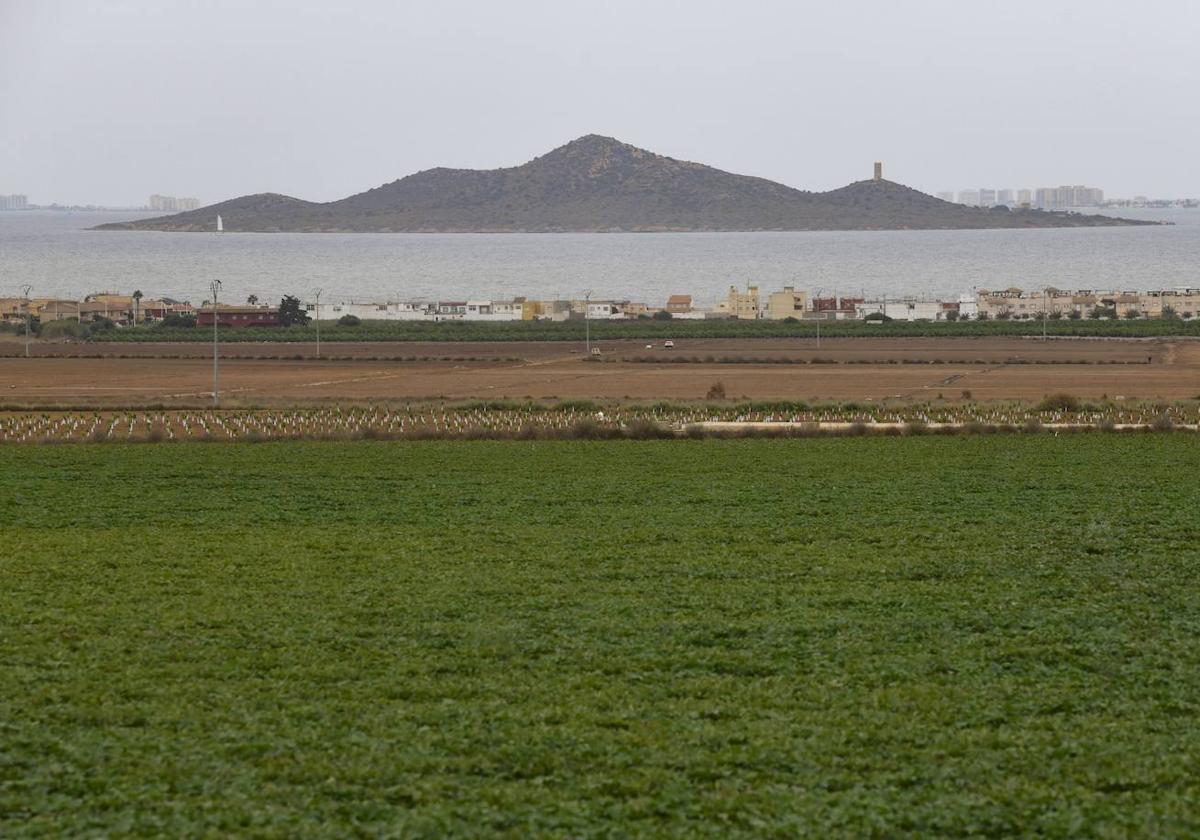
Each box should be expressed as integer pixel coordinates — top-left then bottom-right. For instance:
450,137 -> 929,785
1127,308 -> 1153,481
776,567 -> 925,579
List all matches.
2,0 -> 1197,206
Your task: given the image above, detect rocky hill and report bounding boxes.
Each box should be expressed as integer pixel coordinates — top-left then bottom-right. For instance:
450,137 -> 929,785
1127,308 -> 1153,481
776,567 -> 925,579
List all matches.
97,135 -> 1151,232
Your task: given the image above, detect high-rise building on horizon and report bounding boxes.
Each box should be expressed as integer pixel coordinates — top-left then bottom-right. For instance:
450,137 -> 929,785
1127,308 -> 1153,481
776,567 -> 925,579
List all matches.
956,189 -> 981,206
0,194 -> 29,210
1033,185 -> 1104,209
149,194 -> 200,212
944,184 -> 1104,210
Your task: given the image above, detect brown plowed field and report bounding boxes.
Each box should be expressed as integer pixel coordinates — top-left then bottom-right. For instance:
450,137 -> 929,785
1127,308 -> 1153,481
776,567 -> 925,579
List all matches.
0,338 -> 1196,406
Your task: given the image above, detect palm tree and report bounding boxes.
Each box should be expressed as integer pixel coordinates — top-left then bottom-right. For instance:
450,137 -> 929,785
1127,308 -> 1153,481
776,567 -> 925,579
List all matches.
132,289 -> 143,324
247,294 -> 259,306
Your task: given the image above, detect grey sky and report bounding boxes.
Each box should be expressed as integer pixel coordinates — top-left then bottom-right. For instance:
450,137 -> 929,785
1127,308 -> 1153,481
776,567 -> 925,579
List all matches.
2,0 -> 1197,206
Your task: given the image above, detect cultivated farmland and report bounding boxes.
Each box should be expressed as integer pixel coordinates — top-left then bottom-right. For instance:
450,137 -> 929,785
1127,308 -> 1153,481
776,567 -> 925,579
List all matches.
3,439 -> 1200,836
2,337 -> 1198,406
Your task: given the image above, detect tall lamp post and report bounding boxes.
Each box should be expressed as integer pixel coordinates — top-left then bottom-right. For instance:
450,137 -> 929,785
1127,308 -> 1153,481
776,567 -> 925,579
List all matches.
583,289 -> 593,355
314,288 -> 322,359
1042,287 -> 1049,341
20,284 -> 32,358
210,279 -> 222,406
814,286 -> 824,351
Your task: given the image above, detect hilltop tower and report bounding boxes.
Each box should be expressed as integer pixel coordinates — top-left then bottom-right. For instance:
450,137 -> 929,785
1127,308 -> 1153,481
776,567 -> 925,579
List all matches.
873,162 -> 882,181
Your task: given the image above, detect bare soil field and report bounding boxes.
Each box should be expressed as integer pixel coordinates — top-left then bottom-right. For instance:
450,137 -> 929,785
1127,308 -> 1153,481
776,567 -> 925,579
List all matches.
1,338 -> 1195,407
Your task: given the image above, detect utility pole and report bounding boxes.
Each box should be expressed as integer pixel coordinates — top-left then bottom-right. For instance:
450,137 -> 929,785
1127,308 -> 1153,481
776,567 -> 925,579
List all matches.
210,279 -> 222,406
314,288 -> 322,359
20,284 -> 32,358
1043,287 -> 1049,341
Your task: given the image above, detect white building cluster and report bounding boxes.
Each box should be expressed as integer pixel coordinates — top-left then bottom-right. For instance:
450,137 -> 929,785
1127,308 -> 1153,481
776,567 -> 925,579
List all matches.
940,185 -> 1104,210
299,284 -> 1200,325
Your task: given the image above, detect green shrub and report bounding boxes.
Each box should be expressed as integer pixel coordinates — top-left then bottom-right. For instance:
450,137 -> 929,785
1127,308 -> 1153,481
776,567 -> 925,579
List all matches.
1037,393 -> 1082,412
39,319 -> 89,340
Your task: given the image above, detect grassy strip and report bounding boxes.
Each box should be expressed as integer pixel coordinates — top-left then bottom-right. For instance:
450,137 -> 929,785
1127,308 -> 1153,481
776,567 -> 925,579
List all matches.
3,438 -> 1200,835
2,398 -> 1195,443
87,316 -> 1200,342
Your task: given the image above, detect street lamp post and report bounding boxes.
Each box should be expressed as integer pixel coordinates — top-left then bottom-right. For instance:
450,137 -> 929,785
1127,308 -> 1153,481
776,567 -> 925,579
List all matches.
20,284 -> 32,358
1043,287 -> 1049,341
314,288 -> 322,359
583,289 -> 593,355
210,279 -> 222,406
814,287 -> 824,350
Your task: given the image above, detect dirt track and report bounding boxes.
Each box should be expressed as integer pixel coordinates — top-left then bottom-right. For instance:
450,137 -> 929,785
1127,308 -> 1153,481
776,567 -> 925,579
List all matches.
1,337 -> 1196,406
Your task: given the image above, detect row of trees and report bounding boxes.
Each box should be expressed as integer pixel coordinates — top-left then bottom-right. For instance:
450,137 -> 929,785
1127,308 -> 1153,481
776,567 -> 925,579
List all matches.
985,305 -> 1189,321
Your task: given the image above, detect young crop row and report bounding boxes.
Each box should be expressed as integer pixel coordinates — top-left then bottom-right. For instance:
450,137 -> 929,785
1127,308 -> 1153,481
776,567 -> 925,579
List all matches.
2,401 -> 1197,443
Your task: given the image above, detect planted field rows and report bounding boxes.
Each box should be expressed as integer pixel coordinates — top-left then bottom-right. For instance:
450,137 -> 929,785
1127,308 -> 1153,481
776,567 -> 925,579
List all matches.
4,438 -> 1200,835
1,400 -> 1197,443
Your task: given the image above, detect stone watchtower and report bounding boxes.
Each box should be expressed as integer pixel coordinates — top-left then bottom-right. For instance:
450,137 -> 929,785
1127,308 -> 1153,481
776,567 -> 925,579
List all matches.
873,162 -> 882,181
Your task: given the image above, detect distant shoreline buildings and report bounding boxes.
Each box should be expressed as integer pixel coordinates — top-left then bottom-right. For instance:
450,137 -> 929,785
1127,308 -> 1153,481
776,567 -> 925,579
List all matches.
940,185 -> 1105,210
935,187 -> 1196,210
5,285 -> 1200,330
0,194 -> 29,210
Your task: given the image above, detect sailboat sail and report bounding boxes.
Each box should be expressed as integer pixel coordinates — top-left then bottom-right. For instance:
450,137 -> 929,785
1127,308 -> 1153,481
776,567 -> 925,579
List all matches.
216,214 -> 224,232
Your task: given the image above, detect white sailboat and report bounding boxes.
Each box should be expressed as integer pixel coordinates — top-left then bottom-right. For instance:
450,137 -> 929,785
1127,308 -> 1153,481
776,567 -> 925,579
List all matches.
216,214 -> 224,232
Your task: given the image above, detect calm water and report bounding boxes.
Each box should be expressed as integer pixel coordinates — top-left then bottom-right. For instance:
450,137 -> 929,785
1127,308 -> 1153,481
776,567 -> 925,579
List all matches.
1,208 -> 1196,305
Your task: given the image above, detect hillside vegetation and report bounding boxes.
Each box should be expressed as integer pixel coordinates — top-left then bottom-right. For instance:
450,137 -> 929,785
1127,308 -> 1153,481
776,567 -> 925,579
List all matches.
95,135 -> 1150,233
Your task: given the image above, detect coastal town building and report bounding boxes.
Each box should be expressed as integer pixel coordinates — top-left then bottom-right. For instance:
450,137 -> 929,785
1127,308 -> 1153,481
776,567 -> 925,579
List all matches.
585,301 -> 623,320
12,286 -> 1200,332
975,288 -> 1200,320
0,298 -> 25,325
812,296 -> 864,320
854,298 -> 948,321
196,306 -> 281,328
666,295 -> 693,314
766,287 -> 807,320
715,285 -> 760,320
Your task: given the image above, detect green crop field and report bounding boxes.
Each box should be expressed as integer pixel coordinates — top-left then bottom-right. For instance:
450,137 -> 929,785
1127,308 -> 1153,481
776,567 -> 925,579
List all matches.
81,315 -> 1200,342
3,438 -> 1200,836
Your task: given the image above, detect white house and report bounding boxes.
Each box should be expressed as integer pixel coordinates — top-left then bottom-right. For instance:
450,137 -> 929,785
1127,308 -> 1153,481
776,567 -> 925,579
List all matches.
586,301 -> 622,320
956,294 -> 979,320
855,298 -> 947,321
458,300 -> 525,321
389,301 -> 435,320
305,300 -> 393,321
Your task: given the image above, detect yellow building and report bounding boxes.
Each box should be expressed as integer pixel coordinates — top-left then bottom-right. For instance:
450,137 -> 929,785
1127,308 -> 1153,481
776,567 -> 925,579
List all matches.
32,299 -> 83,321
766,286 -> 807,320
723,285 -> 760,320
